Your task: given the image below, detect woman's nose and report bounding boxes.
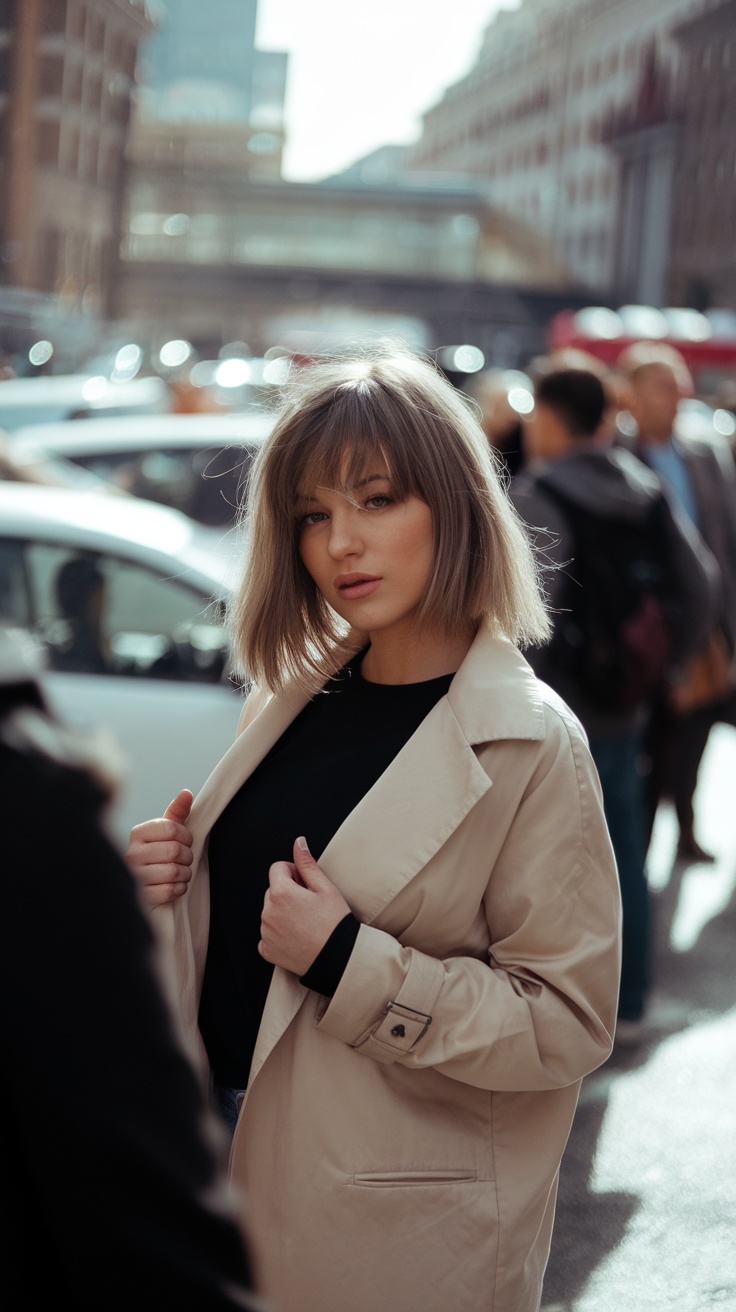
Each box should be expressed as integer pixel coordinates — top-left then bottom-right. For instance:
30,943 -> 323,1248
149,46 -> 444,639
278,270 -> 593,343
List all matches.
327,508 -> 363,558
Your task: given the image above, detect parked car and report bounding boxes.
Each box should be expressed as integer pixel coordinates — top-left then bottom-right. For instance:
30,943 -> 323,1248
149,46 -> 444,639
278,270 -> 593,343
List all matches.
0,373 -> 170,431
0,482 -> 244,842
11,411 -> 272,531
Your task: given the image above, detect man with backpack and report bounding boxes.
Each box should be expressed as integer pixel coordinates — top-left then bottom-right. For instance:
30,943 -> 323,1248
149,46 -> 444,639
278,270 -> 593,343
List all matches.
511,368 -> 715,1039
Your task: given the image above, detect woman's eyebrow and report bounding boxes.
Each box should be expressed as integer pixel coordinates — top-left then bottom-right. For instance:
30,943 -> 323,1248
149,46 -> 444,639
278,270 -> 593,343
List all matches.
353,473 -> 390,490
295,474 -> 389,503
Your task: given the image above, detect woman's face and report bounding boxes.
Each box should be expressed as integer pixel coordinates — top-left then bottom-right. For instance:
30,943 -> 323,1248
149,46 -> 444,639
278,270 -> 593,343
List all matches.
297,463 -> 435,641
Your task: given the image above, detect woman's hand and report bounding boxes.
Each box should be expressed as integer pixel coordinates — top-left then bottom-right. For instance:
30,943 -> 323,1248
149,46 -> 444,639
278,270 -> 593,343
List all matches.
126,789 -> 194,908
259,838 -> 352,976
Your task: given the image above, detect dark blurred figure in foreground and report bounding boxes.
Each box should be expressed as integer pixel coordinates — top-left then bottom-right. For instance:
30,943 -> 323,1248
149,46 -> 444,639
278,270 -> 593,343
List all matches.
616,342 -> 736,862
0,626 -> 262,1311
511,369 -> 714,1037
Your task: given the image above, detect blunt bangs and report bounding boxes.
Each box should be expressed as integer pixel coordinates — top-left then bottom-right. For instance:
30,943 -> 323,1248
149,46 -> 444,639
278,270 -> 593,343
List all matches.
263,379 -> 432,525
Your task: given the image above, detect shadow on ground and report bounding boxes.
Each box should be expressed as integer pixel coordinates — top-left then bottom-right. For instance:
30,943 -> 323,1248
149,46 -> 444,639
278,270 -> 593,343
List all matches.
541,842 -> 736,1310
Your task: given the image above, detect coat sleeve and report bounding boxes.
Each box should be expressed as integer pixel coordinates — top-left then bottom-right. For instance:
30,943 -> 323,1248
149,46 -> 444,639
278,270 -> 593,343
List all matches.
313,703 -> 621,1092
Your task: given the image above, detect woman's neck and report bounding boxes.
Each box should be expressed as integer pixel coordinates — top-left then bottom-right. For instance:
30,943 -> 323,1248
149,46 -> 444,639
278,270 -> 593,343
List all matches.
360,625 -> 475,685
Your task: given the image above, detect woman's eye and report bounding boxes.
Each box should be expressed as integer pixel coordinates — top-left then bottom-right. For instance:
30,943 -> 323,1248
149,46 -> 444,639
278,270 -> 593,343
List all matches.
364,494 -> 393,510
300,510 -> 327,526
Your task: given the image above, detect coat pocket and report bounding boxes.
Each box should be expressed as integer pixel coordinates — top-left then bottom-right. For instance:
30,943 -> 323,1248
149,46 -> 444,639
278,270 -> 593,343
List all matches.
350,1169 -> 478,1187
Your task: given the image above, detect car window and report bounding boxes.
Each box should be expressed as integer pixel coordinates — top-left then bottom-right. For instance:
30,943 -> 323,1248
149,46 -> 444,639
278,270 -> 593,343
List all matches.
0,538 -> 228,683
70,443 -> 255,526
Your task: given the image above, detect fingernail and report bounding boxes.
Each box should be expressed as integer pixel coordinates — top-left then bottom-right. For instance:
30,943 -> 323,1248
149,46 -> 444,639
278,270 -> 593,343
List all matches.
296,836 -> 309,852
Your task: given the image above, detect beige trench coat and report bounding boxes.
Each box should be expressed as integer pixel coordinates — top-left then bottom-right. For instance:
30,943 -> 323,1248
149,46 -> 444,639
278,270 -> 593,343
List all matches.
159,628 -> 621,1312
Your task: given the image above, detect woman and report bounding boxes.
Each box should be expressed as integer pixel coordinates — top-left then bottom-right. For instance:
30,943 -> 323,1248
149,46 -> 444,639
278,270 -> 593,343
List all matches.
128,348 -> 621,1312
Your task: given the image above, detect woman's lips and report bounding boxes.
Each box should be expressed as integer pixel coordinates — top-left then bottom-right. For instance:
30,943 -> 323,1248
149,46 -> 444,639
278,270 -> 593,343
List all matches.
335,574 -> 381,600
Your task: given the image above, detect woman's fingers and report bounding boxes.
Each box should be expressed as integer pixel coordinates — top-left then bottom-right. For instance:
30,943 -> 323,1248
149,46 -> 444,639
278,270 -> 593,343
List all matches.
140,879 -> 190,908
128,838 -> 193,870
126,797 -> 195,909
128,816 -> 193,850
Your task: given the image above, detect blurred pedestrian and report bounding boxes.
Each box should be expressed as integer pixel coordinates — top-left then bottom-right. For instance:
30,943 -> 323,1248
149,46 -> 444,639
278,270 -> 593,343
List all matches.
464,367 -> 528,476
50,555 -> 110,675
511,368 -> 714,1035
127,347 -> 621,1312
616,342 -> 736,861
0,627 -> 261,1311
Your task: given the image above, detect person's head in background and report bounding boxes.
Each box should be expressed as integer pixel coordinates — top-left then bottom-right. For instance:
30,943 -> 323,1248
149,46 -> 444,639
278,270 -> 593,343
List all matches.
463,368 -> 528,477
527,348 -> 619,441
616,342 -> 693,445
524,368 -> 607,464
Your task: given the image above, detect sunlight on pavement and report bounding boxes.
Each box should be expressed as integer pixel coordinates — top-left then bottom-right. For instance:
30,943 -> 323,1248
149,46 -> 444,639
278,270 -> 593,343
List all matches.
580,1008 -> 736,1312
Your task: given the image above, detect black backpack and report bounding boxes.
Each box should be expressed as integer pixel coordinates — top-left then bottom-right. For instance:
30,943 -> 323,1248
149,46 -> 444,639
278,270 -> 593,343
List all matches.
537,480 -> 673,711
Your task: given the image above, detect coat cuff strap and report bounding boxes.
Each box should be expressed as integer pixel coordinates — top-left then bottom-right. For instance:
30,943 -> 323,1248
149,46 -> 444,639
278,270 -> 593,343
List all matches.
354,950 -> 445,1064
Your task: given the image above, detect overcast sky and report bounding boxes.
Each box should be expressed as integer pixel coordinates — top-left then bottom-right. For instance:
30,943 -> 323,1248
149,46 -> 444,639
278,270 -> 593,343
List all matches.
256,1 -> 520,180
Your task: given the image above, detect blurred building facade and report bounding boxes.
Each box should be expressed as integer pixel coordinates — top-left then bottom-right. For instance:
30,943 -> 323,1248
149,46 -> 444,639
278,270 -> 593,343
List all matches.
131,0 -> 287,181
669,0 -> 736,308
118,0 -> 573,361
409,0 -> 709,294
0,0 -> 153,309
116,168 -> 572,360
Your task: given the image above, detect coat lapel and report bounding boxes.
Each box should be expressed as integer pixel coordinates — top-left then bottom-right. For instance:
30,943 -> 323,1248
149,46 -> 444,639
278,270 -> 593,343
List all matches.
169,683 -> 312,1057
315,695 -> 493,923
246,633 -> 545,1087
168,627 -> 545,1086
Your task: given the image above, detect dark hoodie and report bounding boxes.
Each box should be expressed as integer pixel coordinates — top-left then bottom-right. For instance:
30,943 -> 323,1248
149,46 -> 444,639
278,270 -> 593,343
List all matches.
510,442 -> 717,736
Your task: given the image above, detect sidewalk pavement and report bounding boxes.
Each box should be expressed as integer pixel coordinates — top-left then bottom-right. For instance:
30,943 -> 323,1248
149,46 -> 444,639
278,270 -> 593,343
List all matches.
542,724 -> 736,1312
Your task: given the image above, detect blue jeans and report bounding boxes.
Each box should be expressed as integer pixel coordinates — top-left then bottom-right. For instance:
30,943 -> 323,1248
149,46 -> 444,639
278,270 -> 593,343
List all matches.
212,1082 -> 247,1138
589,733 -> 649,1021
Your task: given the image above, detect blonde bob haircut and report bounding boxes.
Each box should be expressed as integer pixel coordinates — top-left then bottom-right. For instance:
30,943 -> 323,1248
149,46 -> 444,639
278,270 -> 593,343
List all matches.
231,345 -> 550,692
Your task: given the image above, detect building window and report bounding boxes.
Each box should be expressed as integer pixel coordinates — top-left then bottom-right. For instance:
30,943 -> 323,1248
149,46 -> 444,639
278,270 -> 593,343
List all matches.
38,53 -> 64,98
99,142 -> 118,185
64,57 -> 83,104
63,126 -> 80,175
86,10 -> 104,53
38,227 -> 61,286
42,0 -> 67,34
85,70 -> 103,112
0,44 -> 10,96
68,1 -> 85,41
36,118 -> 60,166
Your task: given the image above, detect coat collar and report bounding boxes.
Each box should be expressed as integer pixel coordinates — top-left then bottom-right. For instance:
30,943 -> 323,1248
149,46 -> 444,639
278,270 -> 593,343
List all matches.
182,626 -> 545,1085
188,626 -> 544,872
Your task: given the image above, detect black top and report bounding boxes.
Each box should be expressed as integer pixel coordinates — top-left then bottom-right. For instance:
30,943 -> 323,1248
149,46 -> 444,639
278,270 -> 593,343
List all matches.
198,654 -> 455,1087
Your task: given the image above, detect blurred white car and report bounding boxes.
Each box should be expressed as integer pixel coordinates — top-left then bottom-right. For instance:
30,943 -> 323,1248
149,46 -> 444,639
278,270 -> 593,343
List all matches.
0,482 -> 244,843
0,373 -> 170,431
11,411 -> 271,533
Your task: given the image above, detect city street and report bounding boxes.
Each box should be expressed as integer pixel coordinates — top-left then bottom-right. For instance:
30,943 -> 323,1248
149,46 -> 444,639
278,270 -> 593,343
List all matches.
543,724 -> 736,1312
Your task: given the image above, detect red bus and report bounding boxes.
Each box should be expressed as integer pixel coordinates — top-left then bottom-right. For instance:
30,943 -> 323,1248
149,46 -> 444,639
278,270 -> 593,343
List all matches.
548,305 -> 736,404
